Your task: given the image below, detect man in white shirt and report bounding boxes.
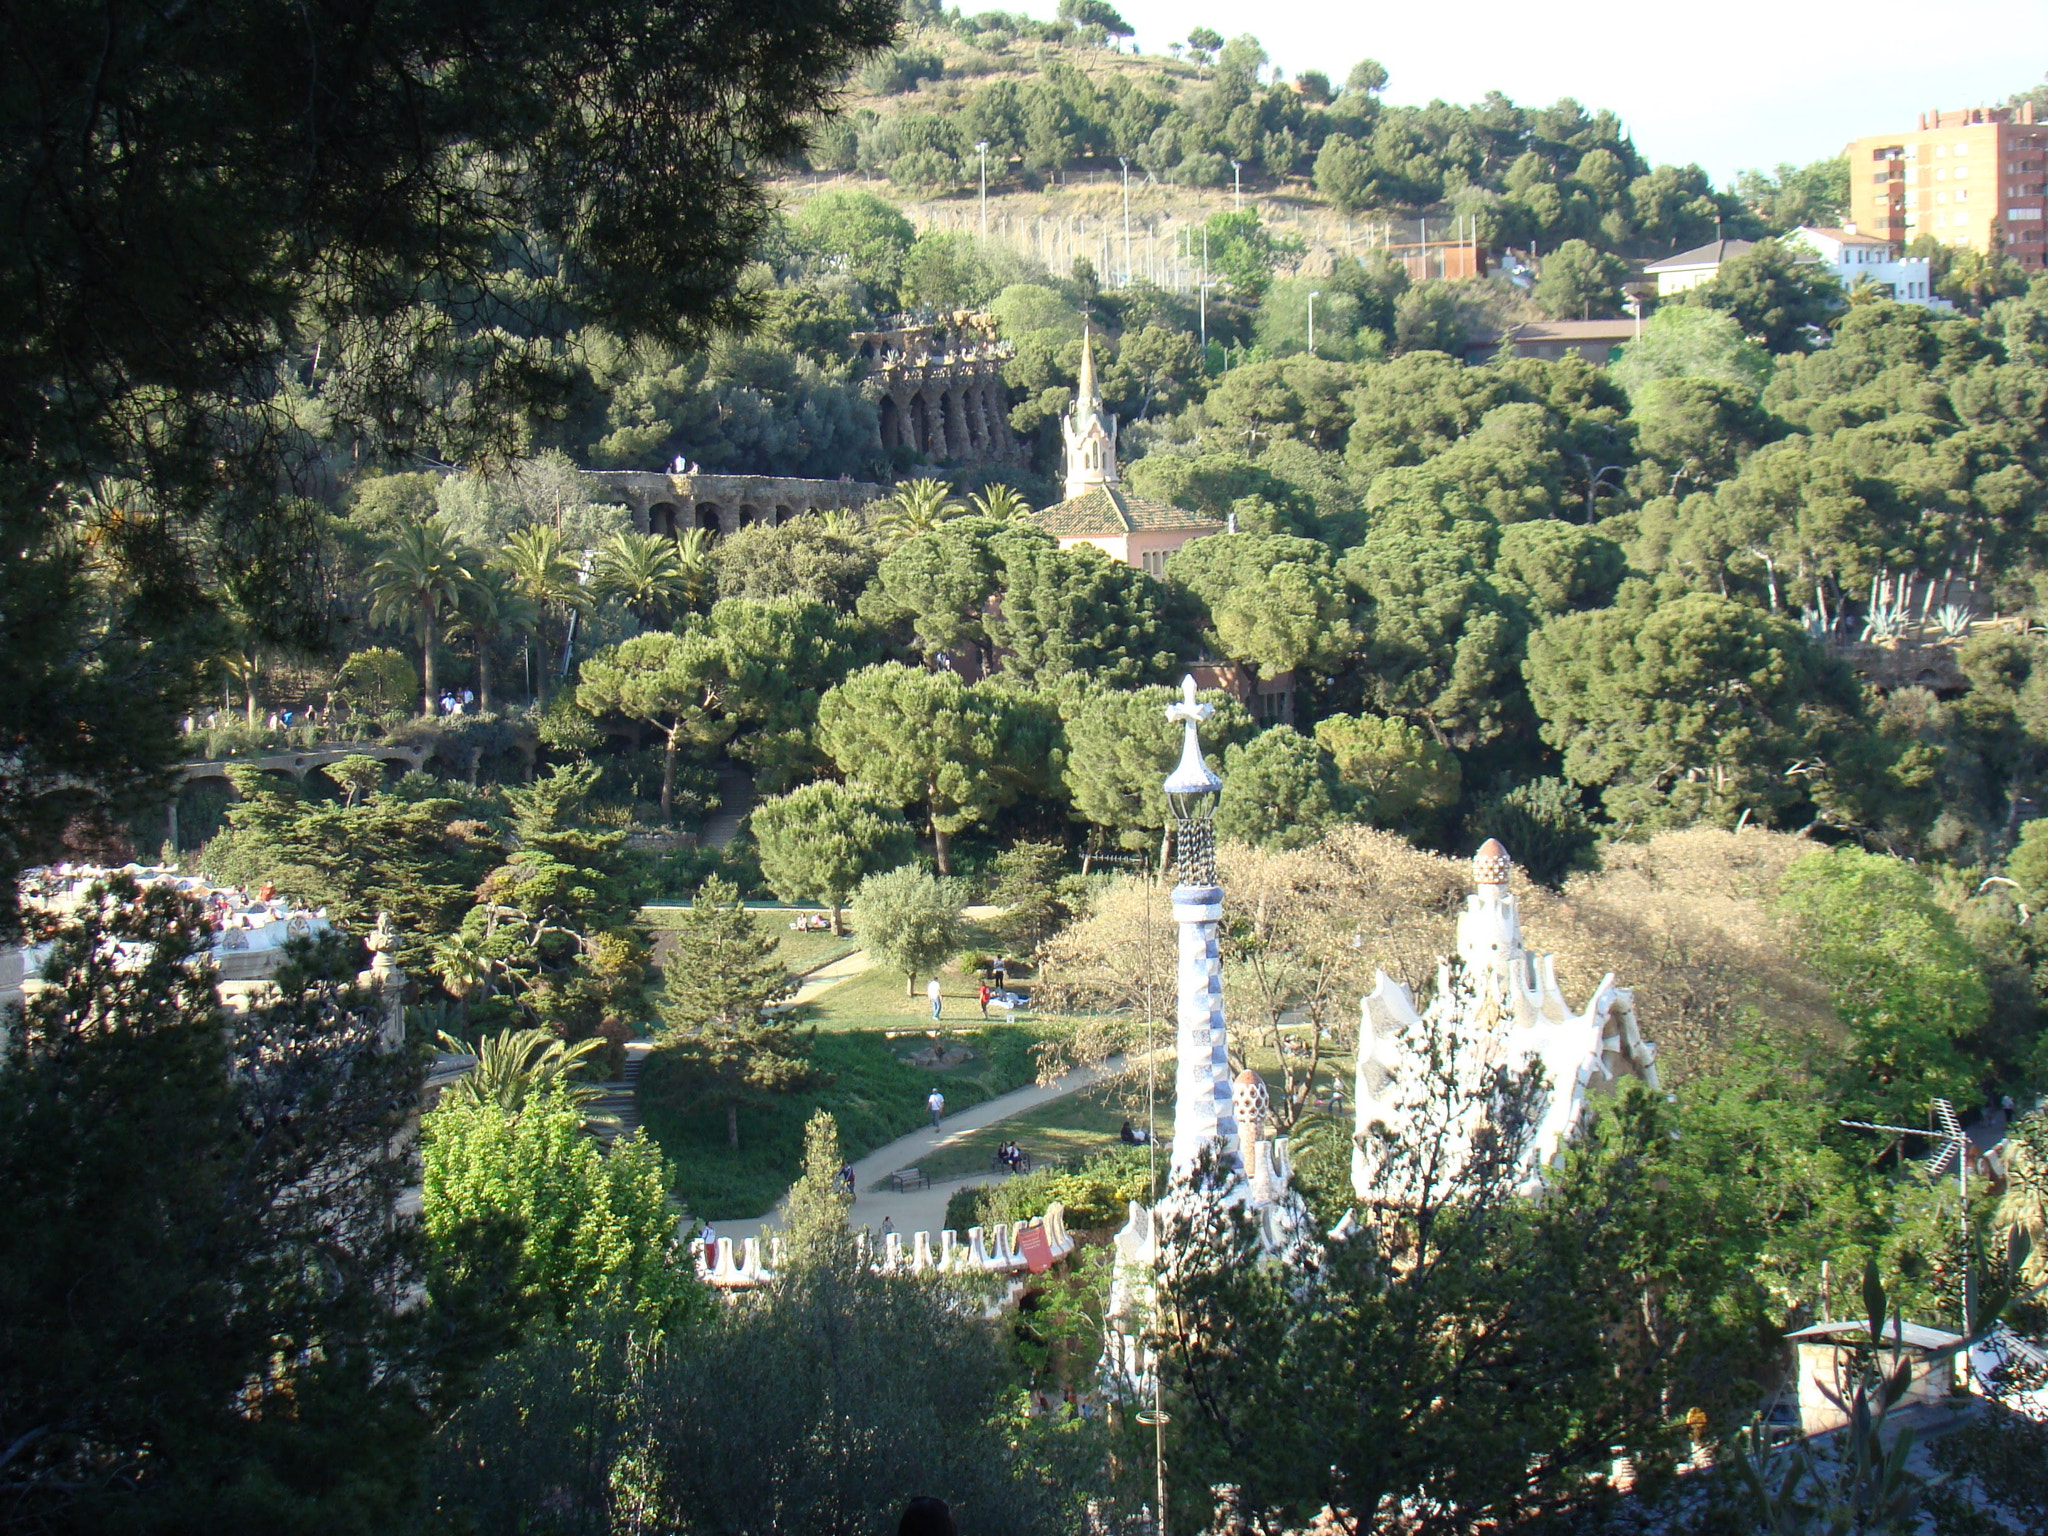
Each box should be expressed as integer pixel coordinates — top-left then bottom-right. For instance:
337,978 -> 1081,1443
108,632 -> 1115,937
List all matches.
927,1088 -> 945,1131
927,975 -> 942,1020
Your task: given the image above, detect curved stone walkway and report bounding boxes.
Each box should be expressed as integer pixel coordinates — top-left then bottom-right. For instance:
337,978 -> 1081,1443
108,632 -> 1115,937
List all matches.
729,1056 -> 1129,1239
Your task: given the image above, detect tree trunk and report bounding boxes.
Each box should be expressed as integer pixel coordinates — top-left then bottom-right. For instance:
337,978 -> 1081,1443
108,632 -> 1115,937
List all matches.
829,902 -> 843,936
420,609 -> 438,717
244,671 -> 258,726
660,728 -> 678,822
726,1099 -> 740,1149
906,972 -> 916,997
477,649 -> 493,715
933,823 -> 952,875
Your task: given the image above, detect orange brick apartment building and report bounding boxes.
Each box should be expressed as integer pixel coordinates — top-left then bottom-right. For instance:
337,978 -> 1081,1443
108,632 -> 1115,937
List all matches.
1846,103 -> 2047,271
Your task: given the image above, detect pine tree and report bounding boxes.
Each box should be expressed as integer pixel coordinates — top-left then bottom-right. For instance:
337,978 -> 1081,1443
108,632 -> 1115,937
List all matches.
751,780 -> 915,933
655,877 -> 813,1148
781,1110 -> 857,1269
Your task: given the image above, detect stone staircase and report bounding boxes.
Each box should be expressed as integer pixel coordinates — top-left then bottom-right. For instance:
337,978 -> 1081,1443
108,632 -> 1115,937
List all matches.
591,1040 -> 653,1145
700,763 -> 756,849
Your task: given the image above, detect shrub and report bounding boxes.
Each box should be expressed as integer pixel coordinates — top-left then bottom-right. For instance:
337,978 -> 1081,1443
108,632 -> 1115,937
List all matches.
333,646 -> 420,718
888,149 -> 959,196
1468,777 -> 1598,887
945,1183 -> 990,1233
859,46 -> 942,95
975,1145 -> 1157,1230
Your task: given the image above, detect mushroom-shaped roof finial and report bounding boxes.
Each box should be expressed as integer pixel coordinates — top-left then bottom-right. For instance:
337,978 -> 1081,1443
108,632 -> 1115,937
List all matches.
1473,839 -> 1512,888
1232,1068 -> 1271,1134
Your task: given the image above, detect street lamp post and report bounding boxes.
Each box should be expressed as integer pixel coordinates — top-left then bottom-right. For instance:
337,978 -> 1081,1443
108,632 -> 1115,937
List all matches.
1199,280 -> 1217,349
1230,159 -> 1242,211
1307,289 -> 1321,354
976,141 -> 990,241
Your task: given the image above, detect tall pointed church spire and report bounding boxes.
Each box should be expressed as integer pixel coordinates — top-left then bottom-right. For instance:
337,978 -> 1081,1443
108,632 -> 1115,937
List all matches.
1062,323 -> 1119,500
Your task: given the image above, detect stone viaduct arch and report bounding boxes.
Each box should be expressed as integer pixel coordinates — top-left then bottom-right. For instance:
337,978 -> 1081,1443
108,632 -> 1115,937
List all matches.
580,472 -> 890,538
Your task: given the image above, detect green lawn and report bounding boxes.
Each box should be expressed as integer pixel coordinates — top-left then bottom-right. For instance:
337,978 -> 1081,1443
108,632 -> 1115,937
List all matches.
640,905 -> 860,978
637,1022 -> 1049,1221
912,1082 -> 1178,1182
796,917 -> 1029,1032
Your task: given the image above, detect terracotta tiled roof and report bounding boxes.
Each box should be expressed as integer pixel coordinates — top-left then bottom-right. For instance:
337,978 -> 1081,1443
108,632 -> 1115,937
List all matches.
1030,485 -> 1224,537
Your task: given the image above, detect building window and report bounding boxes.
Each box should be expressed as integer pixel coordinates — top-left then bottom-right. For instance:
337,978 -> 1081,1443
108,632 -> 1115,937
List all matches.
1955,166 -> 1970,179
1140,550 -> 1167,577
1955,142 -> 1970,156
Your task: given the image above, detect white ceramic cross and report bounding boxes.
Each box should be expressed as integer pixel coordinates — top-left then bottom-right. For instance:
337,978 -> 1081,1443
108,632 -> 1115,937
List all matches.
1165,672 -> 1212,727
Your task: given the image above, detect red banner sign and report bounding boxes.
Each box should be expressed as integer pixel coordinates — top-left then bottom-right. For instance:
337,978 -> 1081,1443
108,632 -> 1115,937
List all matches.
1016,1222 -> 1054,1273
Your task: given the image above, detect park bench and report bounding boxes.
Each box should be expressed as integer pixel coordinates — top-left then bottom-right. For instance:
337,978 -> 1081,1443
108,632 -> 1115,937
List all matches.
887,1167 -> 930,1192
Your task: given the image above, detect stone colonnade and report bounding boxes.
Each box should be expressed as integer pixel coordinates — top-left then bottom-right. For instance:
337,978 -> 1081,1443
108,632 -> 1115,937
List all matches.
873,361 -> 1018,465
580,471 -> 890,539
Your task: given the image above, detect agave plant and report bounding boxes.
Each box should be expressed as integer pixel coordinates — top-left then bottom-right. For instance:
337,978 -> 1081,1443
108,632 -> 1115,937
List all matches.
1861,602 -> 1907,642
1935,603 -> 1975,640
1798,607 -> 1831,642
817,507 -> 866,537
435,1026 -> 612,1117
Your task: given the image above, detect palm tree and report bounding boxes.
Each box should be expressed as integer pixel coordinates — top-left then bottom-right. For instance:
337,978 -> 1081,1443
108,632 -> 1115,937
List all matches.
434,1026 -> 610,1117
498,525 -> 591,699
817,507 -> 866,538
968,483 -> 1034,522
447,566 -> 539,715
222,649 -> 264,725
592,531 -> 688,624
875,478 -> 965,543
366,518 -> 477,716
1999,1119 -> 2048,1286
673,526 -> 716,610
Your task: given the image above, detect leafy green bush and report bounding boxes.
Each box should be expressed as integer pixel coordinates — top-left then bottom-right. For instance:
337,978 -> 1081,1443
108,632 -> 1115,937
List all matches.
334,646 -> 420,717
973,1144 -> 1157,1231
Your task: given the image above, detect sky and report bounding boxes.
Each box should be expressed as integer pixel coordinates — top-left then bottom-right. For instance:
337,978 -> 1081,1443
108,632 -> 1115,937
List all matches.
1066,0 -> 2048,185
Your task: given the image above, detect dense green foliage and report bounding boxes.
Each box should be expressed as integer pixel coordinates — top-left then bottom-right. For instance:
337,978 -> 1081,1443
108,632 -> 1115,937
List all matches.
0,882 -> 499,1531
422,1087 -> 695,1333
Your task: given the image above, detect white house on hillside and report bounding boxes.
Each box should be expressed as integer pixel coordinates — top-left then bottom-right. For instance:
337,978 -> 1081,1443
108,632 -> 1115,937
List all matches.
1787,226 -> 1950,309
1643,238 -> 1755,296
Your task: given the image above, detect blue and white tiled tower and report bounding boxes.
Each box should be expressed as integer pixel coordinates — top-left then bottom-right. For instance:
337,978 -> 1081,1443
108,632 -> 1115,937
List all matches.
1163,675 -> 1239,1182
1099,681 -> 1316,1397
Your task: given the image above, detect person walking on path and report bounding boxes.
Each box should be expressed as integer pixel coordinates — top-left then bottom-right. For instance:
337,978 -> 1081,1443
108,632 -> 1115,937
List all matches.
927,1087 -> 945,1130
927,976 -> 942,1020
977,980 -> 991,1018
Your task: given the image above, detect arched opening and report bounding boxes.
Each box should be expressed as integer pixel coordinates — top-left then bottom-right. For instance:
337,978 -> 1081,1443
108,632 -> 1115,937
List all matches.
647,501 -> 680,537
773,505 -> 793,525
739,503 -> 764,527
879,395 -> 902,450
693,503 -> 723,535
